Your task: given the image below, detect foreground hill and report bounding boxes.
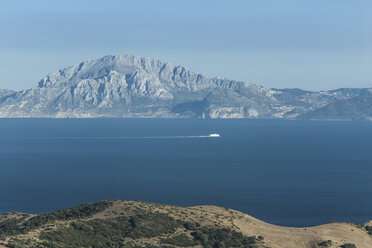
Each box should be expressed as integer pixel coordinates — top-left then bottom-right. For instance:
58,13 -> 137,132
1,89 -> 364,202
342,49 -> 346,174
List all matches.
0,55 -> 371,119
0,200 -> 371,248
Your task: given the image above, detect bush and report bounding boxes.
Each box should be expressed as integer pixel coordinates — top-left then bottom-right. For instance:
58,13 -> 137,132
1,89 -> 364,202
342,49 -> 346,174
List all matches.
162,234 -> 197,247
2,202 -> 263,248
39,213 -> 182,247
0,201 -> 112,237
183,222 -> 198,230
341,243 -> 356,248
191,227 -> 256,248
365,225 -> 372,235
127,213 -> 182,238
318,240 -> 332,247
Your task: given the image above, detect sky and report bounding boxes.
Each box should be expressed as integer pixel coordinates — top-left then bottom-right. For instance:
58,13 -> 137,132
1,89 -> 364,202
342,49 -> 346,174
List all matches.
0,0 -> 371,91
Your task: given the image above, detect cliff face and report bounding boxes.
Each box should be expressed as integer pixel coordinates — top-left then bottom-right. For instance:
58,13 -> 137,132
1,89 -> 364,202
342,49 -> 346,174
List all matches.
0,55 -> 371,119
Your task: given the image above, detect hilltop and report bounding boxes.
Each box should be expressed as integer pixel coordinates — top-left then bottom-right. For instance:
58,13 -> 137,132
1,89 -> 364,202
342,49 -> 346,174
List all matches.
0,200 -> 371,248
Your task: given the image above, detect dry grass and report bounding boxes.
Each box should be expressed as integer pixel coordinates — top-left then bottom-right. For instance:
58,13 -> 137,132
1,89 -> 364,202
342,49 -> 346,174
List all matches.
0,200 -> 371,248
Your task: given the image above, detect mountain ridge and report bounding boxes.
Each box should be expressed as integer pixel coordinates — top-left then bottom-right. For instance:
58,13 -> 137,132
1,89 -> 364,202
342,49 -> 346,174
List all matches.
0,55 -> 371,119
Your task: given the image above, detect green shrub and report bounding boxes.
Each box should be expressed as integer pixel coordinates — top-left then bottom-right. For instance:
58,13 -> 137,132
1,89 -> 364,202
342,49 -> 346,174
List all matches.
0,201 -> 112,237
191,227 -> 256,248
341,243 -> 356,248
2,202 -> 263,248
161,233 -> 197,247
365,225 -> 372,235
127,213 -> 182,239
183,222 -> 198,230
38,213 -> 182,248
318,240 -> 332,247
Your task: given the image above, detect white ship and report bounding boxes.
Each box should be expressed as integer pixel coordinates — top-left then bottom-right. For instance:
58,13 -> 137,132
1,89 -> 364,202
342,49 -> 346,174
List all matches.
209,133 -> 221,137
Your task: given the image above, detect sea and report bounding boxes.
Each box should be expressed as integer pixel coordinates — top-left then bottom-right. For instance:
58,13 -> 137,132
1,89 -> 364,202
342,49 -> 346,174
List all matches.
0,118 -> 371,227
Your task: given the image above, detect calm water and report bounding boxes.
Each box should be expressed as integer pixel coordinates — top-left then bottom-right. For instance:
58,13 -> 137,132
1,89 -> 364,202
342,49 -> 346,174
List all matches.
0,118 -> 372,227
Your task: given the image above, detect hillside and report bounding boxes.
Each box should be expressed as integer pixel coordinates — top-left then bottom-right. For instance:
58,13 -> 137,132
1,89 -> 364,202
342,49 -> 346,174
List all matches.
0,200 -> 371,248
299,95 -> 372,120
0,55 -> 371,119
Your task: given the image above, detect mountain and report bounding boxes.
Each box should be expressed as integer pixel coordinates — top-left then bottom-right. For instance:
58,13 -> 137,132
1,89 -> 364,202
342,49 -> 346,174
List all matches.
270,88 -> 372,119
299,95 -> 372,120
0,90 -> 16,103
0,200 -> 371,248
0,55 -> 371,119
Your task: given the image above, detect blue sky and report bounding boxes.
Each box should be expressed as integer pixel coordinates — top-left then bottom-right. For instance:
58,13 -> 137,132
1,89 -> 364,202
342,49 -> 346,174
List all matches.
0,0 -> 371,90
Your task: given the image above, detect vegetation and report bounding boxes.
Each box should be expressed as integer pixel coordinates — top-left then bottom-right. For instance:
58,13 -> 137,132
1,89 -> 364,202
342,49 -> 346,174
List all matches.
0,201 -> 112,237
161,233 -> 197,247
190,227 -> 257,248
37,213 -> 182,247
37,214 -> 259,248
0,200 -> 264,248
318,240 -> 332,247
365,225 -> 372,235
183,221 -> 200,230
1,199 -> 367,248
161,227 -> 258,248
341,244 -> 356,248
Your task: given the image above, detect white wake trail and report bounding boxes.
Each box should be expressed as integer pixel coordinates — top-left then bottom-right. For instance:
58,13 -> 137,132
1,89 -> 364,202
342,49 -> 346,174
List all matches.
3,135 -> 219,140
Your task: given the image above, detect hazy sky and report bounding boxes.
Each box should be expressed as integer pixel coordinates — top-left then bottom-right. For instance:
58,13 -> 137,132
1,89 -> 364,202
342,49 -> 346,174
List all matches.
1,0 -> 371,91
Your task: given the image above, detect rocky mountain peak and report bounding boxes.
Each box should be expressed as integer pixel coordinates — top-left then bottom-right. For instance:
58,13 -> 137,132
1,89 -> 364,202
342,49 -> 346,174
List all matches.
0,55 -> 371,119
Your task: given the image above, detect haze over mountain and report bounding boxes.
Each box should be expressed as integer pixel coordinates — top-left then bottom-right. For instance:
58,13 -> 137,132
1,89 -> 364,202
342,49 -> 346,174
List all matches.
0,55 -> 371,120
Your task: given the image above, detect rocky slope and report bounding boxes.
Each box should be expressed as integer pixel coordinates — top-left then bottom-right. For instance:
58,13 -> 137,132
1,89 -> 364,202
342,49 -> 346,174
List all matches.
0,90 -> 16,103
0,200 -> 371,248
0,55 -> 371,119
299,95 -> 372,120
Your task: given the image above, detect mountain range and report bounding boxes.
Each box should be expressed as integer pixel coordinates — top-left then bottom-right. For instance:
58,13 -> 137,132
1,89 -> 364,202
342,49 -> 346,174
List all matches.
0,55 -> 371,120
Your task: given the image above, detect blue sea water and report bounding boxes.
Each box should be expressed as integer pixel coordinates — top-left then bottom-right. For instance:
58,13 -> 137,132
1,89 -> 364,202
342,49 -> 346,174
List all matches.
0,118 -> 371,227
